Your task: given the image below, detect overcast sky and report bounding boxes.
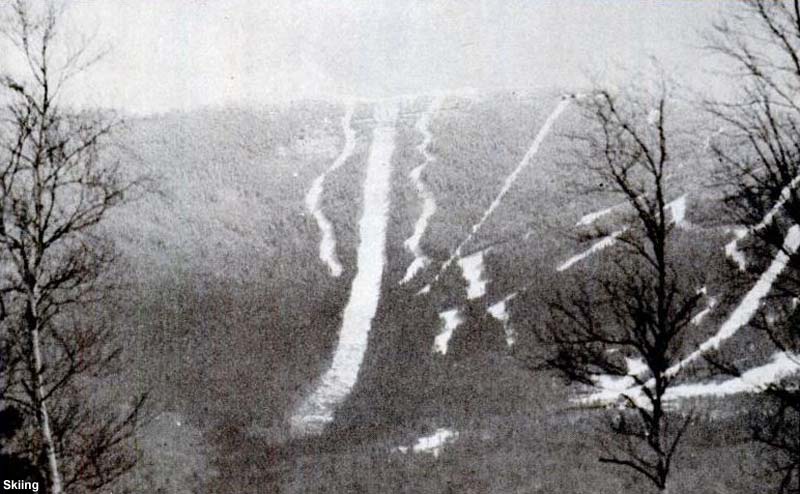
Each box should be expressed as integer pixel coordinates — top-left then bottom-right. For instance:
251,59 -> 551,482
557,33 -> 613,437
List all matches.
43,1 -> 733,114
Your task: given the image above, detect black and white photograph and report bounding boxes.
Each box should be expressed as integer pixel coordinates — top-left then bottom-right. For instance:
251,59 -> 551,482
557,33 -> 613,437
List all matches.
0,1 -> 799,492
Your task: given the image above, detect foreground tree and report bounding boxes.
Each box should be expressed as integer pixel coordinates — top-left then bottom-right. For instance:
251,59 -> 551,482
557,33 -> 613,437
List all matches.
0,1 -> 146,492
705,1 -> 800,491
534,87 -> 704,493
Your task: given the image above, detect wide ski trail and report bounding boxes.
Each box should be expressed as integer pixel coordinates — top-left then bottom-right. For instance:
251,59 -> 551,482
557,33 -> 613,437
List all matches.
401,96 -> 444,284
305,102 -> 357,277
291,101 -> 398,435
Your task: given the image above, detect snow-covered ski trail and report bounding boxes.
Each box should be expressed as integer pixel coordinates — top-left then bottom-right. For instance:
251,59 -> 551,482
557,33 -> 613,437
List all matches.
421,98 -> 571,293
663,352 -> 800,401
556,229 -> 627,272
587,352 -> 800,408
401,96 -> 444,284
290,102 -> 398,435
305,102 -> 357,277
584,224 -> 800,405
576,202 -> 626,227
725,174 -> 800,271
665,224 -> 800,377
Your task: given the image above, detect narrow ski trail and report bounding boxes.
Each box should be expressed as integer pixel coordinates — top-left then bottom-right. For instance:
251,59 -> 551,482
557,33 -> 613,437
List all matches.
401,96 -> 444,284
665,224 -> 800,378
422,98 -> 571,293
584,224 -> 800,405
556,229 -> 627,272
291,101 -> 398,435
305,102 -> 357,277
725,175 -> 800,272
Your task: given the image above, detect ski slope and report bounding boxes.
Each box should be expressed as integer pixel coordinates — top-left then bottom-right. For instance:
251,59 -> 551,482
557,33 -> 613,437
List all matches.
422,98 -> 571,293
305,103 -> 357,277
290,101 -> 398,435
557,229 -> 627,272
401,96 -> 445,284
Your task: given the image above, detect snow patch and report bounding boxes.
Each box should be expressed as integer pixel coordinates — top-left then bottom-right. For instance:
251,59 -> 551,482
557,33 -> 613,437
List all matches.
488,293 -> 517,346
290,102 -> 398,435
434,309 -> 464,355
397,428 -> 459,458
305,103 -> 357,277
667,194 -> 687,227
725,228 -> 748,272
458,249 -> 489,300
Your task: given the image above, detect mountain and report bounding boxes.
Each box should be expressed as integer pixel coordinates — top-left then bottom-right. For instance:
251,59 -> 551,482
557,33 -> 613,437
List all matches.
101,90 -> 789,493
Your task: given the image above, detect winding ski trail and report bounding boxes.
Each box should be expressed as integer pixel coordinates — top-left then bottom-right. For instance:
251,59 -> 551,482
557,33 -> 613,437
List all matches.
401,96 -> 444,284
305,102 -> 357,277
290,101 -> 398,435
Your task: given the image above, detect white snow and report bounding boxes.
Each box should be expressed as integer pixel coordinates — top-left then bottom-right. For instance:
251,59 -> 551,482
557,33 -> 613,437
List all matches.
691,296 -> 718,326
397,428 -> 459,458
589,357 -> 648,394
725,227 -> 748,272
290,102 -> 398,435
305,103 -> 357,277
667,194 -> 687,227
576,202 -> 626,227
488,293 -> 518,346
556,228 -> 627,272
754,175 -> 800,233
626,357 -> 648,377
586,352 -> 799,408
667,224 -> 800,379
401,96 -> 445,284
583,224 -> 800,405
434,309 -> 464,355
430,99 -> 571,286
664,352 -> 800,401
724,175 -> 800,272
458,249 -> 489,300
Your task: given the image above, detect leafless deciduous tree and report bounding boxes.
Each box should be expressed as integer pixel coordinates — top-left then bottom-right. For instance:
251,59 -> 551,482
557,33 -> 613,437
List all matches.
534,87 -> 704,493
705,2 -> 800,491
0,1 -> 146,492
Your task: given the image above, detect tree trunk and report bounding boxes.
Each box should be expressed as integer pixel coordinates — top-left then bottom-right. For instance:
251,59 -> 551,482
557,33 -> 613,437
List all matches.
27,288 -> 63,494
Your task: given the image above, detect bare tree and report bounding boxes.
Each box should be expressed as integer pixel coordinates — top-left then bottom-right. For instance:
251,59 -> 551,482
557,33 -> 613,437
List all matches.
0,1 -> 146,492
704,2 -> 800,491
534,87 -> 704,493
